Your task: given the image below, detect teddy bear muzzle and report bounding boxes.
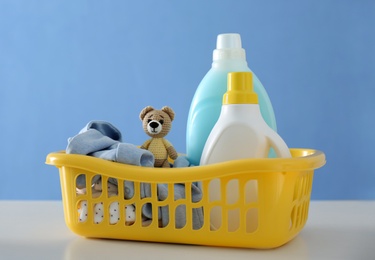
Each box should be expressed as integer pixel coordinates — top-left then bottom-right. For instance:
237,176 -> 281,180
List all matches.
147,120 -> 162,134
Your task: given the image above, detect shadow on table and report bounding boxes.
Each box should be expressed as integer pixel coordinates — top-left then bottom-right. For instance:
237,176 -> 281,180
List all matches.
63,235 -> 311,260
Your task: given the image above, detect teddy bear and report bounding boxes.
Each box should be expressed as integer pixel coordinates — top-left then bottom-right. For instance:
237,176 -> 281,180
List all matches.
140,106 -> 178,167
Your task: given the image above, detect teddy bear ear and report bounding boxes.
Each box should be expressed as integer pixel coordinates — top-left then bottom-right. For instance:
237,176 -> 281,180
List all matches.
140,106 -> 154,120
161,106 -> 175,121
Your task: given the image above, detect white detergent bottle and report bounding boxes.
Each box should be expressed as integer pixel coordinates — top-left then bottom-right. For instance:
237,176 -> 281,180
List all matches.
200,71 -> 291,232
186,33 -> 277,166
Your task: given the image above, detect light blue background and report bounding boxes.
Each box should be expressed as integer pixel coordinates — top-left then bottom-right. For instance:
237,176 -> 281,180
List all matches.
1,1 -> 374,200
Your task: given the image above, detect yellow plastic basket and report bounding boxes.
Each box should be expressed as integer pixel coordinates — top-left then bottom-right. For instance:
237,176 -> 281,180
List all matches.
46,148 -> 325,249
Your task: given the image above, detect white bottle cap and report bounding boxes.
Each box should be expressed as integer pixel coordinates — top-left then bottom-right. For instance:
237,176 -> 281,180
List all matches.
216,33 -> 242,49
213,33 -> 246,61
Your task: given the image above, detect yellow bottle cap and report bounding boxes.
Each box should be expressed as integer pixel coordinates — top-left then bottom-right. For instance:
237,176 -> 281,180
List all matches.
223,72 -> 258,105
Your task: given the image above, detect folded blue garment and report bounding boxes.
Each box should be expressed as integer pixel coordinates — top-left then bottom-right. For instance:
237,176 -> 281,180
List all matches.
66,120 -> 154,167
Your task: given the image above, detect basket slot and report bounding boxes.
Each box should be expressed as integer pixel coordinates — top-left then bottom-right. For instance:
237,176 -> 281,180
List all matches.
107,201 -> 120,224
244,179 -> 258,204
174,205 -> 186,229
75,173 -> 87,195
93,202 -> 105,224
245,208 -> 258,233
124,203 -> 136,226
77,200 -> 88,223
227,208 -> 240,232
91,174 -> 103,198
207,175 -> 259,233
106,178 -> 119,199
140,204 -> 155,227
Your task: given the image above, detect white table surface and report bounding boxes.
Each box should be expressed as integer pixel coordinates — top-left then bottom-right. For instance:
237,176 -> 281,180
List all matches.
0,200 -> 374,260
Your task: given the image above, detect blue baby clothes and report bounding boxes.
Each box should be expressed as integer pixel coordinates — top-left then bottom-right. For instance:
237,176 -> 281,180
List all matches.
66,120 -> 154,167
173,156 -> 192,168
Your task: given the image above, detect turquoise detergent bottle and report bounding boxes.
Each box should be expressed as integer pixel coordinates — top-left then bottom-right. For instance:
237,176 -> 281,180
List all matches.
186,33 -> 277,165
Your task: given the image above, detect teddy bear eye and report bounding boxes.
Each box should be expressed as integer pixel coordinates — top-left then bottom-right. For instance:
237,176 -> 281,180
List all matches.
147,119 -> 152,123
159,120 -> 164,125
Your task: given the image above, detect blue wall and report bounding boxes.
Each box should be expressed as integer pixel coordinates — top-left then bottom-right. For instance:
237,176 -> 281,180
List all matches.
1,1 -> 374,200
